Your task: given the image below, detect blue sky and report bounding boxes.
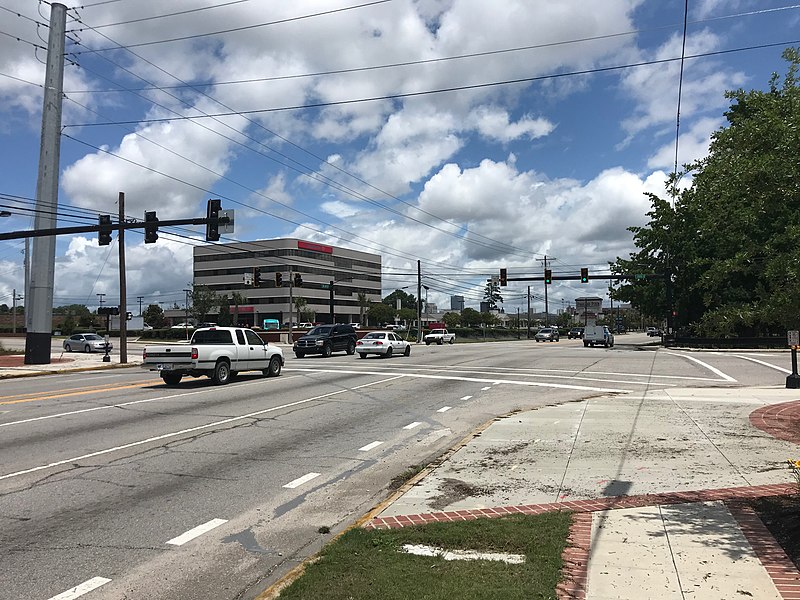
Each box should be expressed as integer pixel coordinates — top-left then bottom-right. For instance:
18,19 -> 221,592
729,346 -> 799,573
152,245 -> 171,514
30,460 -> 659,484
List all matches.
0,0 -> 798,315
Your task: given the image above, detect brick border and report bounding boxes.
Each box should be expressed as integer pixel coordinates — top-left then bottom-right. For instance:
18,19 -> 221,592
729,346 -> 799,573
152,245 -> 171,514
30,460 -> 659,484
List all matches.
750,400 -> 800,445
727,500 -> 800,599
556,512 -> 591,600
364,483 -> 796,529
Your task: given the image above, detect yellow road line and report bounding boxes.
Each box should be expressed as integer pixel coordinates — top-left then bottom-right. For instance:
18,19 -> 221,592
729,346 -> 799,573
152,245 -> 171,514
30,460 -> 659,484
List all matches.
0,381 -> 156,406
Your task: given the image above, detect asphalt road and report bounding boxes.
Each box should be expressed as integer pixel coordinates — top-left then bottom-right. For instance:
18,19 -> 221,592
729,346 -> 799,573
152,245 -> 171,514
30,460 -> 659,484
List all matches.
0,334 -> 792,600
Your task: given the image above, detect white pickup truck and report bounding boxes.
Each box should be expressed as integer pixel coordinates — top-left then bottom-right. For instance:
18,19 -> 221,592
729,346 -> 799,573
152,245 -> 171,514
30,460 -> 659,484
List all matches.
141,326 -> 284,385
424,328 -> 456,345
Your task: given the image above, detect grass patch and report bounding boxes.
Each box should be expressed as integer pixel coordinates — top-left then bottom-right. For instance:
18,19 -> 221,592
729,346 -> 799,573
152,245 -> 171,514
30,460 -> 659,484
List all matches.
389,464 -> 427,490
278,512 -> 572,600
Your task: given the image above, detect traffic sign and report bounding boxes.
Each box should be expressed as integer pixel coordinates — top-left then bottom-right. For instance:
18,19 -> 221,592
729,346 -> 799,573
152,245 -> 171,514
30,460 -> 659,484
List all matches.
788,330 -> 799,347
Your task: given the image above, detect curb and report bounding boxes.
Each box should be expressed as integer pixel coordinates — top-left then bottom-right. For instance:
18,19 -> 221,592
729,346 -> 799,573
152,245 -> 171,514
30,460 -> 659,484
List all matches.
0,361 -> 141,379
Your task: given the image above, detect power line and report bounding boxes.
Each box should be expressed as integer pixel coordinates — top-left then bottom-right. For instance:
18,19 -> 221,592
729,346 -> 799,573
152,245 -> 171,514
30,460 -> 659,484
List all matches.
68,0 -> 254,30
71,0 -> 394,51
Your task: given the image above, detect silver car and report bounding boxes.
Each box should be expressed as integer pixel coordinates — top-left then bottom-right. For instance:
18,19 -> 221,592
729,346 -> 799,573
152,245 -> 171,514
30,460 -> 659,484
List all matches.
534,327 -> 560,342
63,333 -> 112,353
356,332 -> 411,358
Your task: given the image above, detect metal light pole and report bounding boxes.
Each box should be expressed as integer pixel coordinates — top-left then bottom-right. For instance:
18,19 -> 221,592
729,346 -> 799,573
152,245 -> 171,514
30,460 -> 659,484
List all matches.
183,289 -> 191,340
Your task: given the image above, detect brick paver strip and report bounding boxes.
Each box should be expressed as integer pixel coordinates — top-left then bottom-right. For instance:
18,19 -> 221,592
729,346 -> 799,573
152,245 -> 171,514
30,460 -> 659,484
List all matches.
727,500 -> 800,599
750,400 -> 800,445
556,512 -> 591,600
364,483 -> 796,529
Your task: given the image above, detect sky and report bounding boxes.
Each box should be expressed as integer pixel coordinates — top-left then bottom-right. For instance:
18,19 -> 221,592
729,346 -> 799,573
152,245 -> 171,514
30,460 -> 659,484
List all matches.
0,0 -> 798,316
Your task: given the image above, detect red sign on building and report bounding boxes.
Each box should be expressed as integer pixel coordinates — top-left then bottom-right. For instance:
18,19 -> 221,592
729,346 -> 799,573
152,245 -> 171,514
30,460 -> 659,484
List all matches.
298,240 -> 333,254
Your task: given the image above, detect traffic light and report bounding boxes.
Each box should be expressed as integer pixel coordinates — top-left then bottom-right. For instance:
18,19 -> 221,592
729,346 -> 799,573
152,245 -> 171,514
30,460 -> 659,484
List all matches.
206,199 -> 221,242
544,269 -> 552,284
580,267 -> 589,283
253,267 -> 261,287
144,211 -> 158,243
98,214 -> 112,246
294,273 -> 303,287
499,268 -> 507,286
126,311 -> 133,321
275,272 -> 283,287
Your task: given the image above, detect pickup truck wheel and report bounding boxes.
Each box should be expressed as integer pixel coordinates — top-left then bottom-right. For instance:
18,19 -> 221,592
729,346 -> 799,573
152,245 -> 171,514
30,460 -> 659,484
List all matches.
448,338 -> 454,344
425,341 -> 431,346
346,341 -> 356,355
437,338 -> 443,345
264,356 -> 282,377
404,345 -> 411,356
211,360 -> 231,385
161,373 -> 182,386
322,343 -> 332,358
384,346 -> 393,358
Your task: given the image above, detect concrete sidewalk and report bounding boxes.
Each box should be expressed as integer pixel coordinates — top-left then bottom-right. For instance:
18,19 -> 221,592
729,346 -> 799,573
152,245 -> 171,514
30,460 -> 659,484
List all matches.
368,387 -> 800,599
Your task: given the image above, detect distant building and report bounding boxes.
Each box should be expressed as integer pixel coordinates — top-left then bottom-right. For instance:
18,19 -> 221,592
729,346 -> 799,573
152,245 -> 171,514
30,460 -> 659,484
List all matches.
480,301 -> 491,313
450,295 -> 465,311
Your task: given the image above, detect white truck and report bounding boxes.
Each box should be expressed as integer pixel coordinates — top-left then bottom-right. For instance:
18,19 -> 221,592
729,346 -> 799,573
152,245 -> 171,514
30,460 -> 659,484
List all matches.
583,325 -> 615,348
141,326 -> 284,385
424,328 -> 456,345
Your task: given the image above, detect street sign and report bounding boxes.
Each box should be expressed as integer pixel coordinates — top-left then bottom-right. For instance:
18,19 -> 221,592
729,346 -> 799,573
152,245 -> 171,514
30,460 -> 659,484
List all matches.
788,330 -> 799,347
243,273 -> 253,285
635,274 -> 646,280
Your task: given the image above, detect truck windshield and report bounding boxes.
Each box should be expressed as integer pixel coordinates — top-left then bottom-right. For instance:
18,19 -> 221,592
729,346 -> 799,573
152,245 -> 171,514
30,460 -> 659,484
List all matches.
192,330 -> 233,344
309,326 -> 333,336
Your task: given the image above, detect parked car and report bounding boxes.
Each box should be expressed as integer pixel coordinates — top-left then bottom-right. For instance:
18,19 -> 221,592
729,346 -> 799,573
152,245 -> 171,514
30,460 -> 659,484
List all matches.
646,327 -> 661,337
356,332 -> 411,358
298,322 -> 314,329
293,324 -> 357,358
196,322 -> 217,328
567,327 -> 584,339
350,323 -> 361,330
170,322 -> 194,330
424,328 -> 456,345
63,333 -> 112,353
534,327 -> 560,342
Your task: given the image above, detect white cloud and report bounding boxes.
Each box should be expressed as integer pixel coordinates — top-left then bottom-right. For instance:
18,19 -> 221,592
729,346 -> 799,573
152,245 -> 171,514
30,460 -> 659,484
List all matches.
647,116 -> 721,170
469,107 -> 555,142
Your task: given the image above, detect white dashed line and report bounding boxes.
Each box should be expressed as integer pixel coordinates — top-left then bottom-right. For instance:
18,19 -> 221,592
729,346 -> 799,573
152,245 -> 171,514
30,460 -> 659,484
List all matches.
480,386 -> 491,391
403,421 -> 422,430
48,577 -> 111,600
359,441 -> 383,452
166,518 -> 228,546
437,406 -> 452,413
283,472 -> 321,489
460,395 -> 472,400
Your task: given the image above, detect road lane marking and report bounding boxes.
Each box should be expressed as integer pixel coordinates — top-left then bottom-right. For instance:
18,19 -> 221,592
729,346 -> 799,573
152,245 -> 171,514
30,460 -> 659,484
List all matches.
437,406 -> 452,413
732,354 -> 792,374
0,381 -> 155,405
663,351 -> 737,382
359,441 -> 383,452
481,386 -> 491,391
166,518 -> 228,546
0,388 -> 346,481
285,368 -> 629,393
283,472 -> 321,488
48,577 -> 111,600
460,395 -> 472,400
0,376 -> 304,429
351,375 -> 406,389
403,422 -> 422,430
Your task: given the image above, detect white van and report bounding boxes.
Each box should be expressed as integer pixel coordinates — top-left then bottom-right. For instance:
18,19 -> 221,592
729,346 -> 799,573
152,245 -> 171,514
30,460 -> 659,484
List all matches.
583,325 -> 614,348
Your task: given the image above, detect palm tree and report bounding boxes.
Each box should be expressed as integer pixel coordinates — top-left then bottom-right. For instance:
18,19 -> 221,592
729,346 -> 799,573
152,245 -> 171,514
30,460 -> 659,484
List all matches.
358,292 -> 368,326
231,292 -> 245,326
294,296 -> 307,326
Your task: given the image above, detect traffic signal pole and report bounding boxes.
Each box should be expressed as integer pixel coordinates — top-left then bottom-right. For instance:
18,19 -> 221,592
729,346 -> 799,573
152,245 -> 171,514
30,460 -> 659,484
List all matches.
118,192 -> 128,364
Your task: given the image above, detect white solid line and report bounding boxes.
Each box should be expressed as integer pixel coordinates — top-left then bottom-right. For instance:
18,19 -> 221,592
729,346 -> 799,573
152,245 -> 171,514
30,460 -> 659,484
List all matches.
0,388 -> 347,481
359,441 -> 383,452
286,368 -> 629,393
460,395 -> 472,400
437,406 -> 452,413
481,386 -> 491,391
403,421 -> 422,430
664,351 -> 737,382
48,577 -> 112,600
732,354 -> 792,374
283,472 -> 320,489
0,375 -> 304,429
166,518 -> 228,546
351,375 -> 406,389
401,543 -> 525,564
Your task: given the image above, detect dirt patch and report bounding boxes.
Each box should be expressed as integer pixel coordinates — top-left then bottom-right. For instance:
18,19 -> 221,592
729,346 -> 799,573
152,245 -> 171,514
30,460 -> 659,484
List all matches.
428,478 -> 496,511
749,494 -> 800,570
0,355 -> 73,367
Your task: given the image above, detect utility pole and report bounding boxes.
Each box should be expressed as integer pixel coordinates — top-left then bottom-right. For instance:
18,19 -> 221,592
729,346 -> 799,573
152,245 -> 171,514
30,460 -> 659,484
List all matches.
97,293 -> 105,307
536,255 -> 553,326
118,192 -> 128,363
137,296 -> 144,316
527,285 -> 531,339
416,260 -> 422,343
183,289 -> 191,340
25,2 -> 67,365
12,289 -> 21,334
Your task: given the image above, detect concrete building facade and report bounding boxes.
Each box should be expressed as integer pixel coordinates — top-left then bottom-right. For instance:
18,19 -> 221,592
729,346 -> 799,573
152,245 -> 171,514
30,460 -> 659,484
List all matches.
193,239 -> 382,327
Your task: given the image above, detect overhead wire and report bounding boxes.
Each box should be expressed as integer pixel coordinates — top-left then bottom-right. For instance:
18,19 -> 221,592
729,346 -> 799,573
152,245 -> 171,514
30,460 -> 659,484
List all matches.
68,0 -> 254,30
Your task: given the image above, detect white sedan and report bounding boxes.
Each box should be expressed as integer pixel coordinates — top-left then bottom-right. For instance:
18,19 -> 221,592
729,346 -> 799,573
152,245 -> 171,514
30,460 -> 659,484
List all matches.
356,332 -> 411,358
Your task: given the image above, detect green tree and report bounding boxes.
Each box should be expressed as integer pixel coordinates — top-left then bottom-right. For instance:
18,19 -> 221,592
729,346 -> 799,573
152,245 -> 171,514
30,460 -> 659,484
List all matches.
398,307 -> 416,325
142,304 -> 167,328
294,296 -> 308,324
190,285 -> 218,323
357,292 -> 369,326
443,312 -> 461,329
217,295 -> 232,326
368,302 -> 395,326
460,307 -> 482,327
613,48 -> 800,336
382,289 -> 417,310
483,280 -> 503,310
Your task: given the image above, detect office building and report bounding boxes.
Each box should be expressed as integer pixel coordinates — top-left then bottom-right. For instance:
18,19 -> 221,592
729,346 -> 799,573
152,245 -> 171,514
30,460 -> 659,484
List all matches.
193,239 -> 382,327
450,295 -> 465,311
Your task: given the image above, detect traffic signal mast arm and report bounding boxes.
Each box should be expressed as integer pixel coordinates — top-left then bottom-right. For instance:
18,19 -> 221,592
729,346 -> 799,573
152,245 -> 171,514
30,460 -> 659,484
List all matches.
503,273 -> 664,282
0,214 -> 232,241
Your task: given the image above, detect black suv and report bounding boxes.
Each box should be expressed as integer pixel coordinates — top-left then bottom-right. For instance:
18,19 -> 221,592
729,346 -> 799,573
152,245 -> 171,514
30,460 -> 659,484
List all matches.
293,324 -> 357,358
